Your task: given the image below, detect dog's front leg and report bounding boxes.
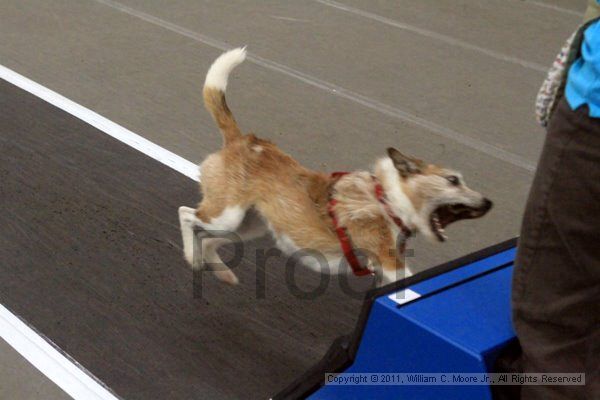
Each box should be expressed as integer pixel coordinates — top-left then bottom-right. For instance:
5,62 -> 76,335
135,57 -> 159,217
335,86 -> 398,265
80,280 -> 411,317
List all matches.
375,249 -> 411,287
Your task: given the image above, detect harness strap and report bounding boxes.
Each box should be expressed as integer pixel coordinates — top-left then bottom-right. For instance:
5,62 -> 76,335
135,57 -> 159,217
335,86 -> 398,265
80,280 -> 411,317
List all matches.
327,197 -> 373,276
328,172 -> 412,276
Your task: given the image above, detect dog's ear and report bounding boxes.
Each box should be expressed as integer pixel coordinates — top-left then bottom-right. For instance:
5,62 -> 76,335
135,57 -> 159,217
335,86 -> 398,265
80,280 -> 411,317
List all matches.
387,147 -> 422,177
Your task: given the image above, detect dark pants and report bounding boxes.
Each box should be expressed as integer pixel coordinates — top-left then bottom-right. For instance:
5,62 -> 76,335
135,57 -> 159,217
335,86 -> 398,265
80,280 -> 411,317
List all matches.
512,99 -> 600,399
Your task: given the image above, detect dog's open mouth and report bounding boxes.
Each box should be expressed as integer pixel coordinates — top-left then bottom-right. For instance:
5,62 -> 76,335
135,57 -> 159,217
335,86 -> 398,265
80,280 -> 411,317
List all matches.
430,200 -> 492,242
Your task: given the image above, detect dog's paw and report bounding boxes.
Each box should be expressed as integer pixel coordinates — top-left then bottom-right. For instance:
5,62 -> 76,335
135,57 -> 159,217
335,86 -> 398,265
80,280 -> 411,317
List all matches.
183,251 -> 194,266
214,270 -> 239,285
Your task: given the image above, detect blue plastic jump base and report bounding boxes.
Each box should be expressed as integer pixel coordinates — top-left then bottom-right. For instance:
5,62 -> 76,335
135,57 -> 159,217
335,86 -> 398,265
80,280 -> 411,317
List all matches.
273,238 -> 517,400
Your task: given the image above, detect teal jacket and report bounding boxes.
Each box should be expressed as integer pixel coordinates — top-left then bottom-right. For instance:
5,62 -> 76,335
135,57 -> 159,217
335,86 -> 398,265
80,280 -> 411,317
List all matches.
565,1 -> 600,117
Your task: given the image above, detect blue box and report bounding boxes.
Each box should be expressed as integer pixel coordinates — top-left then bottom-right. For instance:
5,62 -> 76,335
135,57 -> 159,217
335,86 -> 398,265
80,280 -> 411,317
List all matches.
274,239 -> 518,400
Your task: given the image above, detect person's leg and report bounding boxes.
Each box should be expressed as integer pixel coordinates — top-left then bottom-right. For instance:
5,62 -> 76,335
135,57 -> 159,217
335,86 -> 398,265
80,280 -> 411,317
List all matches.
513,99 -> 600,399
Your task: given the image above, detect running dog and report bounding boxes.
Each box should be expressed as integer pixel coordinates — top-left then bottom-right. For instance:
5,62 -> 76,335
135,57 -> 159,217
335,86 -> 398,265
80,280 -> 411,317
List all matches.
178,48 -> 492,286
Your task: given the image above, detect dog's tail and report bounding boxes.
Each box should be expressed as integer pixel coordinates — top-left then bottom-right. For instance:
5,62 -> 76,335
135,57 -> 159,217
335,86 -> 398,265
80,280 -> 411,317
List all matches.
203,47 -> 247,146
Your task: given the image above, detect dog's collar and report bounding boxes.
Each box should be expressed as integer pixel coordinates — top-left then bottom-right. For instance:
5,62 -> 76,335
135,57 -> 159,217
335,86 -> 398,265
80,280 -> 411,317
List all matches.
328,172 -> 413,277
371,176 -> 413,241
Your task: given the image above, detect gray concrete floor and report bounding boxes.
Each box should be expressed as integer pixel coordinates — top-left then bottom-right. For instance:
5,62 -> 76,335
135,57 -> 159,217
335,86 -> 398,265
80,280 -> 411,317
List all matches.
0,338 -> 70,400
0,0 -> 588,397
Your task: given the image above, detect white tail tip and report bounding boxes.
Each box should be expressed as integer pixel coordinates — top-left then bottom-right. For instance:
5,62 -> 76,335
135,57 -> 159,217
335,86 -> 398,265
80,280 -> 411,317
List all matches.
204,47 -> 247,91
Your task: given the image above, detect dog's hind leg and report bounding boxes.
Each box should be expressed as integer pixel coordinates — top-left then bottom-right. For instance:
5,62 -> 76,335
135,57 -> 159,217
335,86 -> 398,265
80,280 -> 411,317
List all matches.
179,206 -> 201,266
201,209 -> 269,285
179,201 -> 246,284
180,200 -> 245,246
194,201 -> 247,232
179,203 -> 267,285
235,208 -> 269,242
180,198 -> 247,251
200,237 -> 240,285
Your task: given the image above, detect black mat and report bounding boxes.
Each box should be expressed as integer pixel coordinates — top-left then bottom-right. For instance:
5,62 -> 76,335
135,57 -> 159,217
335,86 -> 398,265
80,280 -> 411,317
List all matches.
0,80 -> 369,400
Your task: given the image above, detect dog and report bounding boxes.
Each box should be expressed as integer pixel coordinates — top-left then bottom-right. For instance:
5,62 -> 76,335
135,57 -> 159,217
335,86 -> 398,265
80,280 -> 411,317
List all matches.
178,47 -> 492,287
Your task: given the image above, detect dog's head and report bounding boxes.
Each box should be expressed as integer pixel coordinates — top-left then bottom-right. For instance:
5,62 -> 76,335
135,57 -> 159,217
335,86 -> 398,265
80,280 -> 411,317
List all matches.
383,147 -> 492,242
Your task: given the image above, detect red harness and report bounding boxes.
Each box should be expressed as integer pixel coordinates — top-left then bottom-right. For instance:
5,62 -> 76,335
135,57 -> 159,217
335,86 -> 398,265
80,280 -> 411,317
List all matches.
327,172 -> 413,277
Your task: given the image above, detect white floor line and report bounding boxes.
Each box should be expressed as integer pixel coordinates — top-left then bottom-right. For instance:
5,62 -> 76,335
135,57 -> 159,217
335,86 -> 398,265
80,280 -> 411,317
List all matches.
92,0 -> 536,173
0,304 -> 121,400
314,0 -> 547,73
524,0 -> 584,17
0,65 -> 200,182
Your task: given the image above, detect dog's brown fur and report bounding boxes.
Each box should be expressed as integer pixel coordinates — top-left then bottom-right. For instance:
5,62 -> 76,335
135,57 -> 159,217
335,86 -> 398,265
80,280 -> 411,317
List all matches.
200,91 -> 402,269
179,48 -> 492,286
